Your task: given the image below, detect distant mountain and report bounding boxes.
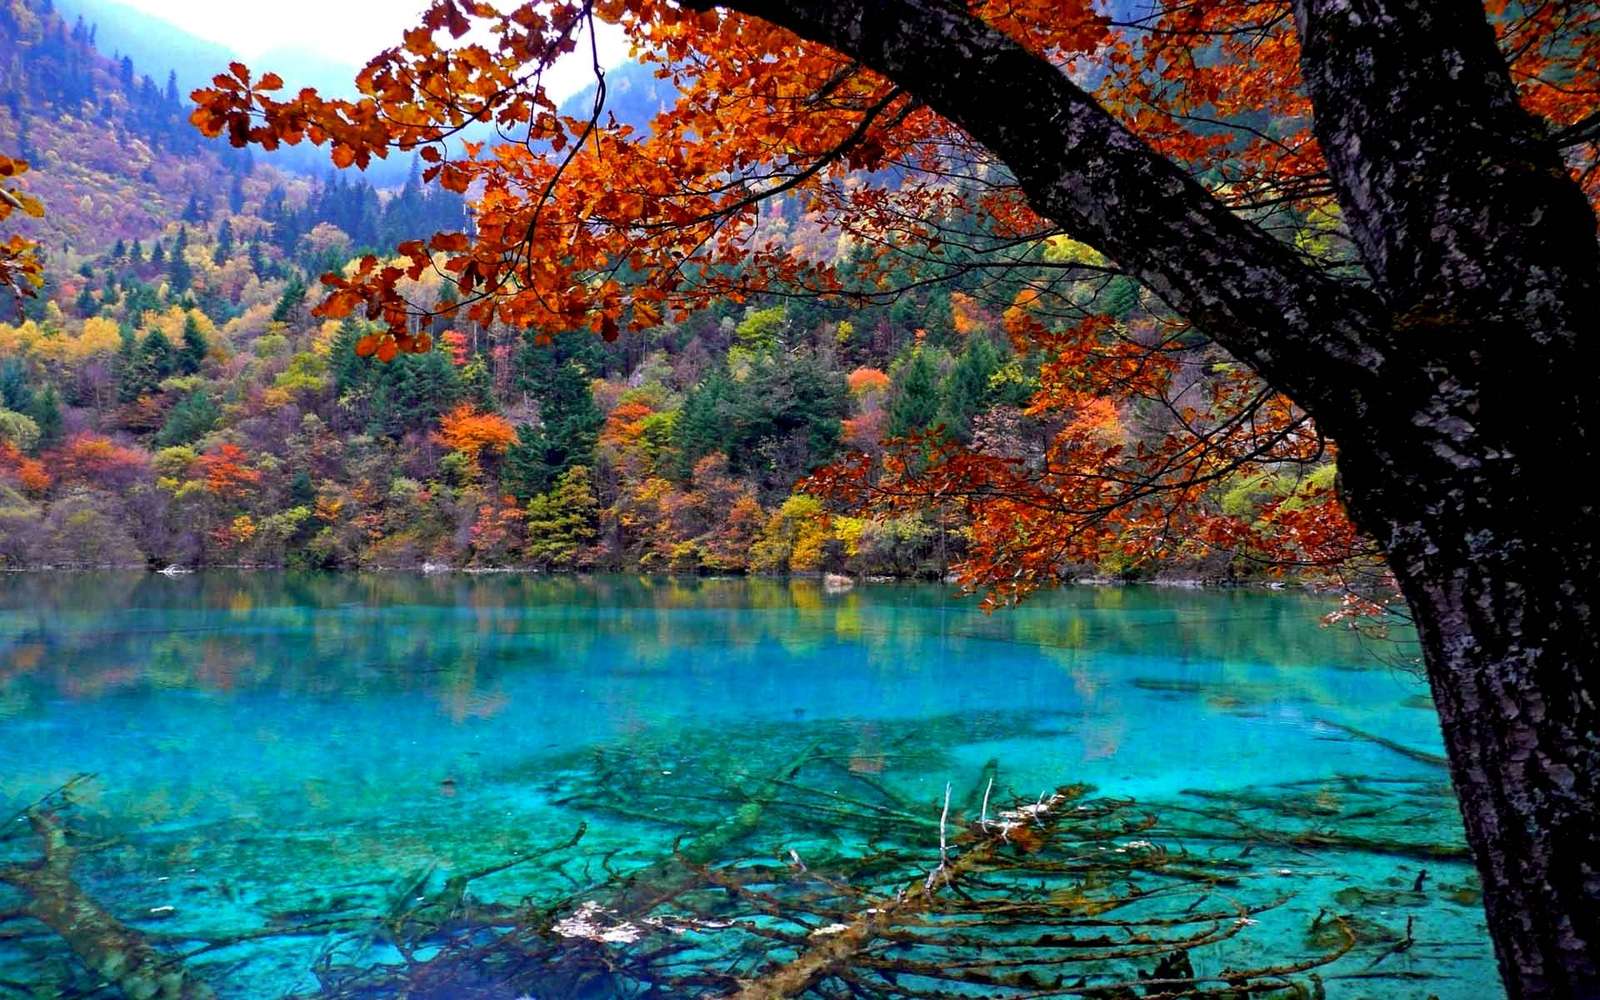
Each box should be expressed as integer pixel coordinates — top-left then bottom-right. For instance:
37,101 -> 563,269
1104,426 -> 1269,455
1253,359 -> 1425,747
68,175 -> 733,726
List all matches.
559,59 -> 677,134
46,0 -> 414,185
53,0 -> 362,99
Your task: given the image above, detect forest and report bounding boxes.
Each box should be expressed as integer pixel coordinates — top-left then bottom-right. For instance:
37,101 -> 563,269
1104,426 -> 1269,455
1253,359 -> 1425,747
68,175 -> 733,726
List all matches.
0,0 -> 1341,584
2,0 -> 1598,995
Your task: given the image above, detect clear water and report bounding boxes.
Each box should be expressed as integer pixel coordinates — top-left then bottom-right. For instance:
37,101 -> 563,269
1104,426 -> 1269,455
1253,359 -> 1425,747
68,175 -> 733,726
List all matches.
0,573 -> 1499,997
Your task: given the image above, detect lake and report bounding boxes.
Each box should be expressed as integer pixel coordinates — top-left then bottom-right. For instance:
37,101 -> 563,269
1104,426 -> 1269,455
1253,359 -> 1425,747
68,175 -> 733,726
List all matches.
0,573 -> 1499,997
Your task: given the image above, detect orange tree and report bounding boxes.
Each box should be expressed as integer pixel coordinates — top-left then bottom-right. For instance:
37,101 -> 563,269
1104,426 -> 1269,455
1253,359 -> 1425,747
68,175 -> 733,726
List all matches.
191,1 -> 1600,992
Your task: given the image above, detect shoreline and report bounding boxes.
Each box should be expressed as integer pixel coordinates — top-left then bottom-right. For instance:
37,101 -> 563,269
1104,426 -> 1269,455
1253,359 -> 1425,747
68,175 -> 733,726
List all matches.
0,562 -> 1350,594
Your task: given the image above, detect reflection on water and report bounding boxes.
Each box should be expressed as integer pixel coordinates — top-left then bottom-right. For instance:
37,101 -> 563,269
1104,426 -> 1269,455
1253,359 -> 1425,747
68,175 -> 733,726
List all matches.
0,573 -> 1497,997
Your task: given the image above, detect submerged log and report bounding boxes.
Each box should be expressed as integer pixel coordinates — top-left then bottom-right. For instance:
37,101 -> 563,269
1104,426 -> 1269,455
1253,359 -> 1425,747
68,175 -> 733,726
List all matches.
1313,719 -> 1449,769
725,786 -> 1081,1000
0,809 -> 216,1000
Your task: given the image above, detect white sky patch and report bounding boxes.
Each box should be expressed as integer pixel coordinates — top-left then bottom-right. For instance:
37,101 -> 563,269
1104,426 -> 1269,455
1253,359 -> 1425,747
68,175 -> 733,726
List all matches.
109,0 -> 629,102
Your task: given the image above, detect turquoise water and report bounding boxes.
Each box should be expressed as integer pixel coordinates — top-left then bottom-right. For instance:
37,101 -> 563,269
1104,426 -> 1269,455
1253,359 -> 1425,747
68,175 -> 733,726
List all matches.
0,573 -> 1498,997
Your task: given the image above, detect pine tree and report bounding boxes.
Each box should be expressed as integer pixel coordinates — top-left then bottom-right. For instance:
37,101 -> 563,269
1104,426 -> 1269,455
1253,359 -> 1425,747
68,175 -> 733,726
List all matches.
154,389 -> 218,446
28,384 -> 62,448
272,276 -> 307,325
888,346 -> 945,438
114,325 -> 140,402
524,465 -> 598,569
120,328 -> 176,401
0,358 -> 33,413
504,346 -> 602,498
213,219 -> 234,265
289,469 -> 315,506
166,227 -> 192,291
178,315 -> 208,374
673,367 -> 732,477
939,335 -> 1004,441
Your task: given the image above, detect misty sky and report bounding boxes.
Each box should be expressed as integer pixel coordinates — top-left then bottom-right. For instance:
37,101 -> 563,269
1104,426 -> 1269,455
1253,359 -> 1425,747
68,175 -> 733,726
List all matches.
113,0 -> 628,100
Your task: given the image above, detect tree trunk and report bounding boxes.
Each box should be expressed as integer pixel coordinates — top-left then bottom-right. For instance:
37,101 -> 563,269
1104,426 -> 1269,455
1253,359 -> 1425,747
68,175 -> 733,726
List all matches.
692,2 -> 1600,992
1337,429 -> 1600,998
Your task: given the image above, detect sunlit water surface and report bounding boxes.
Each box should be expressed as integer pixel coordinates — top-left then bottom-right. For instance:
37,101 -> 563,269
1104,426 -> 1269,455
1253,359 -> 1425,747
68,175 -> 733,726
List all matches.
0,573 -> 1497,997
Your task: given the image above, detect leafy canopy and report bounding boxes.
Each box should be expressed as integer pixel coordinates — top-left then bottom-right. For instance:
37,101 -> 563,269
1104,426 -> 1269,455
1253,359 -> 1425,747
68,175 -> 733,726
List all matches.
183,0 -> 1599,604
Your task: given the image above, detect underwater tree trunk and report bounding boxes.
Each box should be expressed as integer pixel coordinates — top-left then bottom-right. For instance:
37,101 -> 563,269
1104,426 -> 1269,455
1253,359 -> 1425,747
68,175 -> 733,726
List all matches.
0,810 -> 217,1000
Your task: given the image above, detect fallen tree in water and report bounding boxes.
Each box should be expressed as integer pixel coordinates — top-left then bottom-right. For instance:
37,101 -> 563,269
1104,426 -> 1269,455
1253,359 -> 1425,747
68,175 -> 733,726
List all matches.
0,777 -> 216,1000
2,731 -> 1471,999
293,743 -> 1364,999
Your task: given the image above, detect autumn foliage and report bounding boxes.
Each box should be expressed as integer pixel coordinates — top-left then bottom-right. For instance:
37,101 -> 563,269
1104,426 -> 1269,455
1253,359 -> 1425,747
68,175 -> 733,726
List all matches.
436,404 -> 518,459
0,154 -> 45,310
174,0 -> 1595,605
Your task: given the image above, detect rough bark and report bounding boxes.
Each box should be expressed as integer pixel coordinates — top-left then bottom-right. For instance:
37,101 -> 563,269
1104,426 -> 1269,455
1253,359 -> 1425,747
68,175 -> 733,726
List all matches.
689,1 -> 1600,994
1290,4 -> 1600,996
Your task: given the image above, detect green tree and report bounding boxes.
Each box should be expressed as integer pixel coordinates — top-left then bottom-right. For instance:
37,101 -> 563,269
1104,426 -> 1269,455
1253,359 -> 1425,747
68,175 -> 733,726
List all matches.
504,342 -> 602,498
673,366 -> 733,477
178,315 -> 209,374
28,384 -> 61,448
119,327 -> 177,402
167,227 -> 193,291
271,276 -> 308,325
732,349 -> 847,486
155,390 -> 219,447
887,345 -> 944,438
213,219 -> 234,265
523,465 -> 598,568
939,335 -> 1005,440
0,359 -> 33,414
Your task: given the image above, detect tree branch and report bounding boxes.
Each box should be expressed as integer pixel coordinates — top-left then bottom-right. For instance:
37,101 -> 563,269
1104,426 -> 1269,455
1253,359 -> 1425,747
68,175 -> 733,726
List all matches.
683,0 -> 1395,439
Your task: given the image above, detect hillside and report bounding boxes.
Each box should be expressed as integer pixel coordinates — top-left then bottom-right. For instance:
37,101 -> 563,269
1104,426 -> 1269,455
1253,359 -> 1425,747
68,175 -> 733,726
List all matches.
0,0 -> 1328,582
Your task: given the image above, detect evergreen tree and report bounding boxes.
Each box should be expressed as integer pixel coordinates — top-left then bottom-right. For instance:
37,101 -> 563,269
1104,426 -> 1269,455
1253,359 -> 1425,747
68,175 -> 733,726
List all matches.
0,358 -> 33,414
178,315 -> 208,374
28,384 -> 62,448
213,219 -> 234,265
523,466 -> 598,568
166,227 -> 192,291
154,389 -> 218,446
503,343 -> 602,498
272,276 -> 307,325
939,335 -> 1004,441
120,328 -> 176,401
673,367 -> 733,477
728,349 -> 848,490
140,326 -> 177,378
289,469 -> 316,507
888,346 -> 945,438
460,356 -> 495,410
114,324 -> 138,401
329,320 -> 368,397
